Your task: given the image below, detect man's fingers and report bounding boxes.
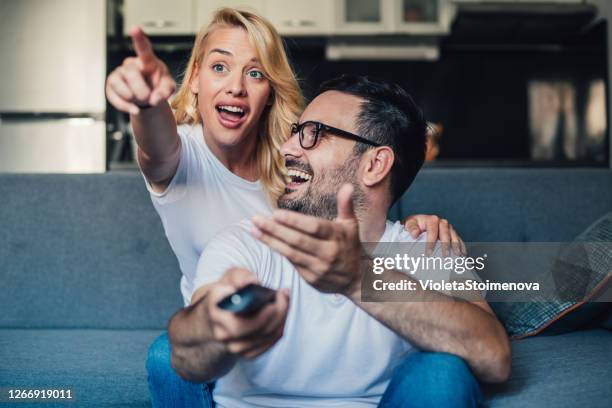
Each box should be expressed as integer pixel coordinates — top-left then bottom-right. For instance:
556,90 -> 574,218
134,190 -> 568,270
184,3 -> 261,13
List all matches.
439,218 -> 450,257
253,228 -> 320,271
403,217 -> 422,238
213,302 -> 277,342
252,216 -> 322,256
425,217 -> 439,256
336,183 -> 356,221
129,26 -> 156,68
236,324 -> 284,359
237,296 -> 288,359
271,210 -> 335,238
450,226 -> 466,256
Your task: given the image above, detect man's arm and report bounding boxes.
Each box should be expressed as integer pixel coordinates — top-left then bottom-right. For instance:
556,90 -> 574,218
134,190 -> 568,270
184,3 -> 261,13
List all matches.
347,265 -> 511,383
168,284 -> 238,383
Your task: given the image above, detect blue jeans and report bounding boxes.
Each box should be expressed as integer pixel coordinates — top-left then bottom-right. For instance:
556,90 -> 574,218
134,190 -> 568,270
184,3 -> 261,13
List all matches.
147,334 -> 481,408
379,352 -> 482,408
146,332 -> 214,408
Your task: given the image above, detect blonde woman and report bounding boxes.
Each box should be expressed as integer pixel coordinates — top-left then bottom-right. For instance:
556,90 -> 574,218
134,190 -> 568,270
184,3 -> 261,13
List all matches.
106,8 -> 464,407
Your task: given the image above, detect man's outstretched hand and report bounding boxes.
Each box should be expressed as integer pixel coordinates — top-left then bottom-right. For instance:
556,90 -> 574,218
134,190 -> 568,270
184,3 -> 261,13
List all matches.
105,27 -> 176,114
251,184 -> 365,297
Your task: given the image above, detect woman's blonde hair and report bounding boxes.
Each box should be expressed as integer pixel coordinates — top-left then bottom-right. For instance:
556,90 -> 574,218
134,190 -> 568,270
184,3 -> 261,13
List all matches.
172,7 -> 304,204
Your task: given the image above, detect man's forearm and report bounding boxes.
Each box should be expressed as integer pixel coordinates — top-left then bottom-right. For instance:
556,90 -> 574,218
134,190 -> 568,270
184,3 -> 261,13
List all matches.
348,267 -> 511,383
168,297 -> 237,383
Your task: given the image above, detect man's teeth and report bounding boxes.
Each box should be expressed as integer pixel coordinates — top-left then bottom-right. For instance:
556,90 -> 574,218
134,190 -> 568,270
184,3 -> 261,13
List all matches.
288,169 -> 312,182
219,105 -> 244,114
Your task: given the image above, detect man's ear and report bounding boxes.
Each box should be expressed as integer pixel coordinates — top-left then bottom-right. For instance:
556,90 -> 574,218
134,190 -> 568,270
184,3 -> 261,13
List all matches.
189,64 -> 200,94
362,147 -> 394,187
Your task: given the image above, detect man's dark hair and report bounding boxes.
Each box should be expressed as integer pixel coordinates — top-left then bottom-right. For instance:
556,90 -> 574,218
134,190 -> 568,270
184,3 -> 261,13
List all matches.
318,74 -> 427,203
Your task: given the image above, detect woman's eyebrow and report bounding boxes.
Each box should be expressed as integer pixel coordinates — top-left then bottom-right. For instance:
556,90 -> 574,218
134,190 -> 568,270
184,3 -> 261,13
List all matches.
208,49 -> 259,64
209,48 -> 232,56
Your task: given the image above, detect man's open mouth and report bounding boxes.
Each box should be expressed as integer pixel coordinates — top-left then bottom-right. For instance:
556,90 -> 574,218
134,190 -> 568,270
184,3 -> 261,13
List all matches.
287,168 -> 312,188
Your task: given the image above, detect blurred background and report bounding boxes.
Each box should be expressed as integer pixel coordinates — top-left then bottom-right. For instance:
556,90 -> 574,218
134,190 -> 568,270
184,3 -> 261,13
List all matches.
0,0 -> 610,172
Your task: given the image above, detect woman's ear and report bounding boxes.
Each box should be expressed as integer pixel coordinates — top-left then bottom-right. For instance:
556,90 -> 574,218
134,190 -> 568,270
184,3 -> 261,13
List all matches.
362,147 -> 395,187
189,64 -> 200,94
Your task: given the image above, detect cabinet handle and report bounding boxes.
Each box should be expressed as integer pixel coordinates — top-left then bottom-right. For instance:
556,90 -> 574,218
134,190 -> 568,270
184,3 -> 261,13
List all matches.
142,20 -> 177,29
282,19 -> 315,27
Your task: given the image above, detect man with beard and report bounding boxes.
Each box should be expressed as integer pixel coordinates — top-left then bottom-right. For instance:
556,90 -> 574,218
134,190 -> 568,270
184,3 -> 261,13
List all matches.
168,75 -> 511,408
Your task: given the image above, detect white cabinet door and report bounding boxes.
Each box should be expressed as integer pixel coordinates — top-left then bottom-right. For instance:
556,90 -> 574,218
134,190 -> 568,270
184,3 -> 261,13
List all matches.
0,0 -> 106,113
195,0 -> 266,30
124,0 -> 195,35
265,0 -> 333,35
335,0 -> 393,34
0,119 -> 106,173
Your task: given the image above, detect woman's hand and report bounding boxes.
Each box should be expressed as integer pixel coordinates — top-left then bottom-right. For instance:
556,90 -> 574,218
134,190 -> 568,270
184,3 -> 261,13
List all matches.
403,214 -> 466,256
105,27 -> 176,115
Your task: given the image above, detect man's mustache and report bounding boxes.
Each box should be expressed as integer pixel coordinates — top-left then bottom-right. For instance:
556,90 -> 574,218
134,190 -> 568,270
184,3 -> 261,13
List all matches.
284,159 -> 313,175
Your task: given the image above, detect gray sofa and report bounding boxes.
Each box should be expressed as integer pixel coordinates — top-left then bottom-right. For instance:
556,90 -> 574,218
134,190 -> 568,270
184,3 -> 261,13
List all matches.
1,169 -> 611,407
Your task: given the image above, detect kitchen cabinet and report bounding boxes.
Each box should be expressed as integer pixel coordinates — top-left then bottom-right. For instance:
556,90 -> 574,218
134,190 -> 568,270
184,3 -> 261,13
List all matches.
335,0 -> 452,35
124,0 -> 195,35
127,0 -> 458,37
395,0 -> 453,34
335,0 -> 391,34
265,0 -> 334,35
195,0 -> 265,29
196,0 -> 332,36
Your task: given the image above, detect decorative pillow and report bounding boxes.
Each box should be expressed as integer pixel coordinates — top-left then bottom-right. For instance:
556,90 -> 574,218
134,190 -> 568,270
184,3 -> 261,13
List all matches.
494,212 -> 612,339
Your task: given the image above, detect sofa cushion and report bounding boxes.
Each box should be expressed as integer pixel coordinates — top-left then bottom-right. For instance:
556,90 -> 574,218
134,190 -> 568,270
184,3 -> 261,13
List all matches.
483,329 -> 612,407
0,329 -> 161,407
1,329 -> 610,407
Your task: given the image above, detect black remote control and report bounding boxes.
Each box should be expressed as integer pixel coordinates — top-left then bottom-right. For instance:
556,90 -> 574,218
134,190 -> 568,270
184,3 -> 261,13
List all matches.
217,284 -> 276,316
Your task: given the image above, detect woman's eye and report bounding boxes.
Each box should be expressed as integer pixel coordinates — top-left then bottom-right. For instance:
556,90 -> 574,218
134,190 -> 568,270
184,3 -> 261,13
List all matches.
212,64 -> 226,73
248,70 -> 264,79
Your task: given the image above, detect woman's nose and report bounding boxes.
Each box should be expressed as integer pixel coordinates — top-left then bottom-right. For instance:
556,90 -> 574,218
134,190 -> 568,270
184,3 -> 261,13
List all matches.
226,72 -> 246,97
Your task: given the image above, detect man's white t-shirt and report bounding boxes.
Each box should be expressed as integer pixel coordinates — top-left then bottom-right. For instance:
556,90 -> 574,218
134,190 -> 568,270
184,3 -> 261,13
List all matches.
193,219 -> 445,408
141,124 -> 273,305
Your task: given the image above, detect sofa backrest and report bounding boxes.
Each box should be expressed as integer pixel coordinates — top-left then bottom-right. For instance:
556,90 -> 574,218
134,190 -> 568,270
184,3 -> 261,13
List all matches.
391,168 -> 612,242
1,173 -> 182,330
1,169 -> 611,329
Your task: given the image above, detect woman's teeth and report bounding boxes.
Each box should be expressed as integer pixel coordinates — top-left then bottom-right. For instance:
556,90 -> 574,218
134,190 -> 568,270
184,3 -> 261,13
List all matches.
217,105 -> 245,116
288,169 -> 312,182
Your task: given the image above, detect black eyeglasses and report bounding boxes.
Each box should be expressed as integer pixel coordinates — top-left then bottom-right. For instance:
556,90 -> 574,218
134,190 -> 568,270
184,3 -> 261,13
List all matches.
290,121 -> 381,150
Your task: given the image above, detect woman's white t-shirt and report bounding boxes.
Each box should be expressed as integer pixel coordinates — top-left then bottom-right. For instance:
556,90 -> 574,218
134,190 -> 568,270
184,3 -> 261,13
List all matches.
141,124 -> 273,305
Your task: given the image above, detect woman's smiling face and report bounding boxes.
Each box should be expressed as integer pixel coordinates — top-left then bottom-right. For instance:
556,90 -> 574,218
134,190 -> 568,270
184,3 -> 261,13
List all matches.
190,27 -> 272,148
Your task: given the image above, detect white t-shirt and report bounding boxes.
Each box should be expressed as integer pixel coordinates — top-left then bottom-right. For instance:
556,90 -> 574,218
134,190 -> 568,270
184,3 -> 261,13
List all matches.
141,124 -> 273,305
193,220 -> 442,408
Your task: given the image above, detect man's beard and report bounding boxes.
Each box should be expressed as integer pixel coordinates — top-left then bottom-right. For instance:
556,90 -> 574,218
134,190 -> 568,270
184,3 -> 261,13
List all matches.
278,155 -> 366,220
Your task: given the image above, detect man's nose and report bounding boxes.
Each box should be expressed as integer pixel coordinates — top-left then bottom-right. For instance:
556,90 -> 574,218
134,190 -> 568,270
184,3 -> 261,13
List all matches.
281,131 -> 303,158
226,72 -> 246,96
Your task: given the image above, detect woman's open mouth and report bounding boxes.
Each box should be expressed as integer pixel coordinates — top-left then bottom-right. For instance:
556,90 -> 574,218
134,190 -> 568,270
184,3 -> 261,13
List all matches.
216,104 -> 247,129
